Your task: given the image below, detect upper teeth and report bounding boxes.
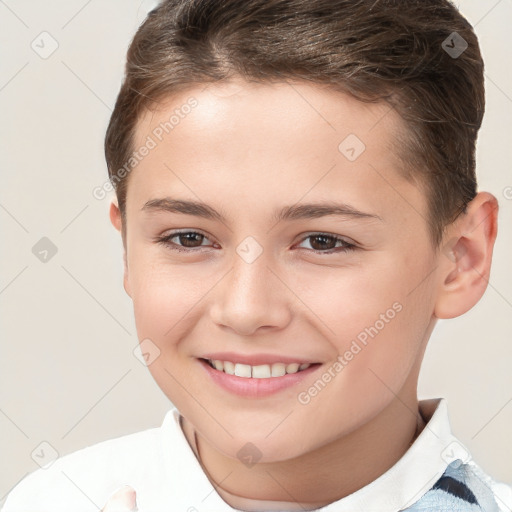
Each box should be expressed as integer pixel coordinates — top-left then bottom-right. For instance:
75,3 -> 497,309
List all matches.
209,360 -> 311,378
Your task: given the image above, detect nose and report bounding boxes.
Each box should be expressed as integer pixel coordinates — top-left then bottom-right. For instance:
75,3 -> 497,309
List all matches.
209,249 -> 292,336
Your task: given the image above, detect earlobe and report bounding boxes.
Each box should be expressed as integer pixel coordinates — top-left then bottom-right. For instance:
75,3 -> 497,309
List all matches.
434,192 -> 498,319
109,199 -> 122,233
109,200 -> 132,298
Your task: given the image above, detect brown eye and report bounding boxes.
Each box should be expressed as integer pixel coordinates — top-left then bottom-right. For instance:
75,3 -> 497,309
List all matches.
296,233 -> 357,254
156,230 -> 212,252
308,234 -> 337,251
175,232 -> 205,248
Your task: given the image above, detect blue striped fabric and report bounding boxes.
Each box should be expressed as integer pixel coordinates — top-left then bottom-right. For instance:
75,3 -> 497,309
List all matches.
402,459 -> 501,511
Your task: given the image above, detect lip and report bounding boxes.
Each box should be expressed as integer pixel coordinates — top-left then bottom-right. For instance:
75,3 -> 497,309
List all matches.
200,352 -> 318,366
198,358 -> 322,398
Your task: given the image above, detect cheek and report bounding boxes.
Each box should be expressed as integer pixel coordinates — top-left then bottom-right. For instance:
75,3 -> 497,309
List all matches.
298,255 -> 432,383
127,259 -> 208,402
291,259 -> 405,341
128,253 -> 204,345
298,282 -> 431,443
129,234 -> 211,300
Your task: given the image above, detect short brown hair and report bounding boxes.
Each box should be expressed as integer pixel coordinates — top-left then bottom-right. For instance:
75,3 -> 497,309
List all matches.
104,0 -> 484,246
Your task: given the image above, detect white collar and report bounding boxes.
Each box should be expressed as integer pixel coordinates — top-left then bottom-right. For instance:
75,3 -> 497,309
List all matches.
159,398 -> 463,511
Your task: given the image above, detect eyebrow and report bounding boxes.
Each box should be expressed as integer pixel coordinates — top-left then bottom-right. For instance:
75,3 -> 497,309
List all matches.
141,197 -> 382,224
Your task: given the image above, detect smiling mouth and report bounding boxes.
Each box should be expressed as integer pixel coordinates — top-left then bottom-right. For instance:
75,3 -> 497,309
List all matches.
200,358 -> 319,378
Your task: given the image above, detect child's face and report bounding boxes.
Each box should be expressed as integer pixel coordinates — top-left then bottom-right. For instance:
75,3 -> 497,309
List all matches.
118,79 -> 442,462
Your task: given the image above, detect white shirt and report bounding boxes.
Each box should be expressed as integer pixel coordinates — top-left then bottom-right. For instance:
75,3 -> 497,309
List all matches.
2,398 -> 511,512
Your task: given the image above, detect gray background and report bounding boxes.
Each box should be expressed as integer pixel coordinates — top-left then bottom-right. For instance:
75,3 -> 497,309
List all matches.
1,0 -> 511,505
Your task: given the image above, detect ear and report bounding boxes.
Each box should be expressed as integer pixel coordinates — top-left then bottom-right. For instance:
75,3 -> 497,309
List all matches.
434,192 -> 498,319
109,199 -> 131,298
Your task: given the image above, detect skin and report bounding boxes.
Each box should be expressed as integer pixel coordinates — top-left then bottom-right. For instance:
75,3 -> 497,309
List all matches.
102,486 -> 136,511
106,79 -> 498,510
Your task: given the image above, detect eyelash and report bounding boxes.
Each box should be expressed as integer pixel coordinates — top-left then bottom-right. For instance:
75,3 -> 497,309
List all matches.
155,230 -> 358,255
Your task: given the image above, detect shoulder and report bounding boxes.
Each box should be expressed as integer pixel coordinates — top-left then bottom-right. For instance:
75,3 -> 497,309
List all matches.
2,418 -> 170,512
466,462 -> 512,512
405,459 -> 512,512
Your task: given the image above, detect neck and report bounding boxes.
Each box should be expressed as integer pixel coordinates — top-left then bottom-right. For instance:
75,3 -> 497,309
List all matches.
181,389 -> 426,510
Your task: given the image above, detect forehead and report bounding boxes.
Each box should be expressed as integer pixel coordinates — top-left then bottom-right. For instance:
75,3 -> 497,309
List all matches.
128,79 -> 425,232
134,79 -> 401,154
